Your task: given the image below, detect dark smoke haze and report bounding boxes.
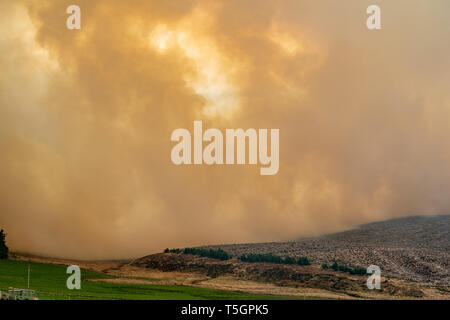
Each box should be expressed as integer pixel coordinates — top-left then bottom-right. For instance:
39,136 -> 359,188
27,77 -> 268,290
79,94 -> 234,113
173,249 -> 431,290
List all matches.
1,0 -> 450,259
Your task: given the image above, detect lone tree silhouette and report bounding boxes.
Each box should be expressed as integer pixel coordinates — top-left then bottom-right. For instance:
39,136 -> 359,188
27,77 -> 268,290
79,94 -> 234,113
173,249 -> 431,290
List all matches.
0,229 -> 8,259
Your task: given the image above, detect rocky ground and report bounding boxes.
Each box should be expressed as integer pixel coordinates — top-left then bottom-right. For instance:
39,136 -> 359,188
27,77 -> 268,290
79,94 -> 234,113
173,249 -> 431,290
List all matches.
132,252 -> 448,299
202,215 -> 449,286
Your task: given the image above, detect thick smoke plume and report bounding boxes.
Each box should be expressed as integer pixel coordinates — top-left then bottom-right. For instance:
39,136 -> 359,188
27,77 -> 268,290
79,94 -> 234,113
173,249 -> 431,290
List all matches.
1,0 -> 449,259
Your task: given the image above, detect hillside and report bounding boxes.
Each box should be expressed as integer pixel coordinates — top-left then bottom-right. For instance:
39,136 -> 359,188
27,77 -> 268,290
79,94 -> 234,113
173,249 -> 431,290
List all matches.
204,215 -> 449,285
6,215 -> 446,300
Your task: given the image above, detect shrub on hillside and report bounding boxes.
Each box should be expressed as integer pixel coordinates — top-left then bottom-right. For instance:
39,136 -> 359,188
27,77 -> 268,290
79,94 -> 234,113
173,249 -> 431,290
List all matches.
350,266 -> 366,275
183,248 -> 232,261
296,257 -> 311,266
238,253 -> 310,266
163,248 -> 182,253
330,261 -> 366,275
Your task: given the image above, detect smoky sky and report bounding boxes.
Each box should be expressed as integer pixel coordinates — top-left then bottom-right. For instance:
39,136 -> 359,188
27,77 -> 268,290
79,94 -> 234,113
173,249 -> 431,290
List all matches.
1,0 -> 450,259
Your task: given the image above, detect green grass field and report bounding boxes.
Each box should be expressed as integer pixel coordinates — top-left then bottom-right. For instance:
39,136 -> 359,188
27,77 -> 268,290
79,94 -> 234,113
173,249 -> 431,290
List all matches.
0,259 -> 309,300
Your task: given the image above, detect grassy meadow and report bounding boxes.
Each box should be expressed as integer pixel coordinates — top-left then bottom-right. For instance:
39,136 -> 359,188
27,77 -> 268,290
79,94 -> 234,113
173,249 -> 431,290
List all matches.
0,259 -> 308,300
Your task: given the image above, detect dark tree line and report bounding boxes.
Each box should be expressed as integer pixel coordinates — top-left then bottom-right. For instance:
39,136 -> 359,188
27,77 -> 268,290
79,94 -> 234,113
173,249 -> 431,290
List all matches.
321,261 -> 366,275
238,253 -> 311,266
164,247 -> 232,261
0,229 -> 8,259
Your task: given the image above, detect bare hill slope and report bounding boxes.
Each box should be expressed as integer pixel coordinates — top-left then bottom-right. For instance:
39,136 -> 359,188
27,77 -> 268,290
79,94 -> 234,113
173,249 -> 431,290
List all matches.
206,215 -> 449,285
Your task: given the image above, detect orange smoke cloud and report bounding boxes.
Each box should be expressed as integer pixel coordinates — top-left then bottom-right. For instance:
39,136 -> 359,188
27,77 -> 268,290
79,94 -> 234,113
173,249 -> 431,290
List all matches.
1,0 -> 450,259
